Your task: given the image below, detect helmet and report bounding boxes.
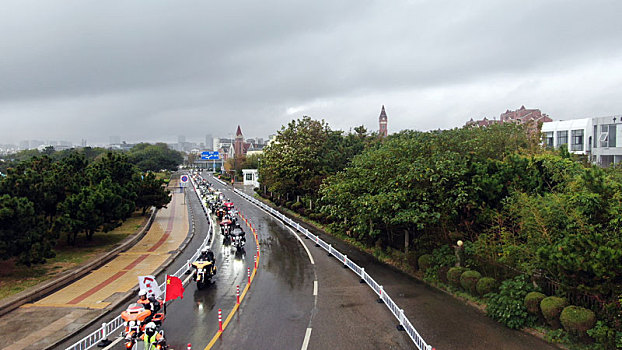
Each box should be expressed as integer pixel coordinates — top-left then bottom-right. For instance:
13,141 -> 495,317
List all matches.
201,248 -> 209,254
145,322 -> 157,335
139,290 -> 147,298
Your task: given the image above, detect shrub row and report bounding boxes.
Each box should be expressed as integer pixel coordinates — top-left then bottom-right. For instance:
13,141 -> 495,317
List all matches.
524,293 -> 596,338
445,266 -> 498,297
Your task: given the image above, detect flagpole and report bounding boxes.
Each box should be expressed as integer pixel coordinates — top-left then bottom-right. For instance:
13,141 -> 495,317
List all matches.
163,275 -> 167,310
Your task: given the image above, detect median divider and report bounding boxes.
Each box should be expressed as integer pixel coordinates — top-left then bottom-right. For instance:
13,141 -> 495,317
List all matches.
233,189 -> 435,350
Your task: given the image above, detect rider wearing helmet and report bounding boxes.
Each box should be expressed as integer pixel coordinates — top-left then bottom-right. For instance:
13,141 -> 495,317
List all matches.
197,248 -> 214,262
137,290 -> 160,315
140,322 -> 164,350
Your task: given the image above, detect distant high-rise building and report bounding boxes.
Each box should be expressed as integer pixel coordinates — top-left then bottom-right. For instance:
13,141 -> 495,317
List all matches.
81,139 -> 87,147
379,105 -> 388,137
110,136 -> 121,145
205,134 -> 213,150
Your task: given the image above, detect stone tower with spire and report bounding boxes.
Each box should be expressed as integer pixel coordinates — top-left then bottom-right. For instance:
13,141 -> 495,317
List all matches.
379,105 -> 388,137
234,125 -> 244,156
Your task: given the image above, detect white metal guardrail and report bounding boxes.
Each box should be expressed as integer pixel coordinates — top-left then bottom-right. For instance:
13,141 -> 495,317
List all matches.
233,189 -> 434,350
65,175 -> 213,350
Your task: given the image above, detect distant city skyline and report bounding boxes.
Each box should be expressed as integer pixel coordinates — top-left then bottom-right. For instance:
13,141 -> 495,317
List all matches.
1,1 -> 621,145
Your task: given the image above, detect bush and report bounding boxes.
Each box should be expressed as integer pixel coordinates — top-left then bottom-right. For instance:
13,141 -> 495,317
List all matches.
524,292 -> 546,315
587,321 -> 619,349
447,267 -> 467,287
476,277 -> 497,296
291,201 -> 303,210
285,201 -> 294,209
308,212 -> 324,222
423,245 -> 455,283
541,296 -> 568,329
560,306 -> 596,338
418,254 -> 433,272
460,270 -> 481,294
486,275 -> 538,329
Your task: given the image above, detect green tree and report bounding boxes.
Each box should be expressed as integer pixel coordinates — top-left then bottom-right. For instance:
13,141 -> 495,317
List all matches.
0,194 -> 52,265
128,143 -> 183,172
135,172 -> 171,215
259,117 -> 368,202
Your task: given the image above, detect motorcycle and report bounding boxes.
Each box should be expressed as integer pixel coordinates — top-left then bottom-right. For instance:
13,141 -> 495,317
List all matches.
231,227 -> 246,253
121,303 -> 166,349
192,260 -> 217,289
216,206 -> 226,220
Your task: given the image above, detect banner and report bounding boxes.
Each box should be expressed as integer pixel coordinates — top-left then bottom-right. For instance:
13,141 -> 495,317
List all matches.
138,275 -> 163,299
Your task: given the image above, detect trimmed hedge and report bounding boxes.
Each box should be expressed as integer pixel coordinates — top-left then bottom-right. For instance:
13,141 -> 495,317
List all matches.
447,267 -> 467,287
541,296 -> 568,329
418,254 -> 433,272
560,306 -> 596,338
460,270 -> 481,294
524,292 -> 546,315
476,277 -> 497,296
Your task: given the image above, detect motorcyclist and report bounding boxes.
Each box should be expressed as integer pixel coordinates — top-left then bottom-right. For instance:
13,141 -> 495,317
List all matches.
197,248 -> 215,262
140,322 -> 165,350
137,290 -> 161,315
192,248 -> 217,286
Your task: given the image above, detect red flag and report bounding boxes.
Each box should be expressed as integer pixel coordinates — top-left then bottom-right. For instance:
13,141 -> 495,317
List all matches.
165,275 -> 184,302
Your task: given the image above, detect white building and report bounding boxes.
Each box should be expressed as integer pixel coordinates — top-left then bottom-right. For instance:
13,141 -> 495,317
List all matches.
542,115 -> 622,166
541,118 -> 591,155
242,169 -> 259,188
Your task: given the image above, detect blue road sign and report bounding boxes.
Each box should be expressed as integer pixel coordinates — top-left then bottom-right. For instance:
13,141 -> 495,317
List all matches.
201,151 -> 220,160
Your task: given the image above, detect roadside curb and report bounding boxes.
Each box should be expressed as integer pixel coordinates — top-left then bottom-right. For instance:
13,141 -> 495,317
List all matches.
0,207 -> 158,318
44,188 -> 198,350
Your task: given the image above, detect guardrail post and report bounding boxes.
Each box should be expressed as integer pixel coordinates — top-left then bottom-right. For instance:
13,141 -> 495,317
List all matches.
397,309 -> 405,331
236,285 -> 240,304
185,259 -> 191,275
327,244 -> 332,256
315,235 -> 320,247
343,254 -> 348,268
359,267 -> 366,283
97,322 -> 111,347
187,343 -> 192,350
247,267 -> 251,284
377,286 -> 385,304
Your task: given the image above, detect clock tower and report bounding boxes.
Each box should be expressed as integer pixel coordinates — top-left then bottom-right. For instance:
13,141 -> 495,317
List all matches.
379,105 -> 388,137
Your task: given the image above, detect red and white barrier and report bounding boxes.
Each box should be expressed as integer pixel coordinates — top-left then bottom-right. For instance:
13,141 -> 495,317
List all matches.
218,308 -> 222,331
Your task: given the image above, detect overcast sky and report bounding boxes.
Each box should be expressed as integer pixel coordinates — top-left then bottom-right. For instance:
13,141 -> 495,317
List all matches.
1,0 -> 621,145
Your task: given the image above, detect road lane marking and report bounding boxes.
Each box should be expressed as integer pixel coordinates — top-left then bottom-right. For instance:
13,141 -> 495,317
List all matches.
102,336 -> 122,349
301,327 -> 312,350
286,226 -> 315,265
313,280 -> 318,296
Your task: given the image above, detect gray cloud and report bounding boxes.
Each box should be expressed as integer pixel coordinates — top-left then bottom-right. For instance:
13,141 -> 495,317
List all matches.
1,0 -> 621,145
